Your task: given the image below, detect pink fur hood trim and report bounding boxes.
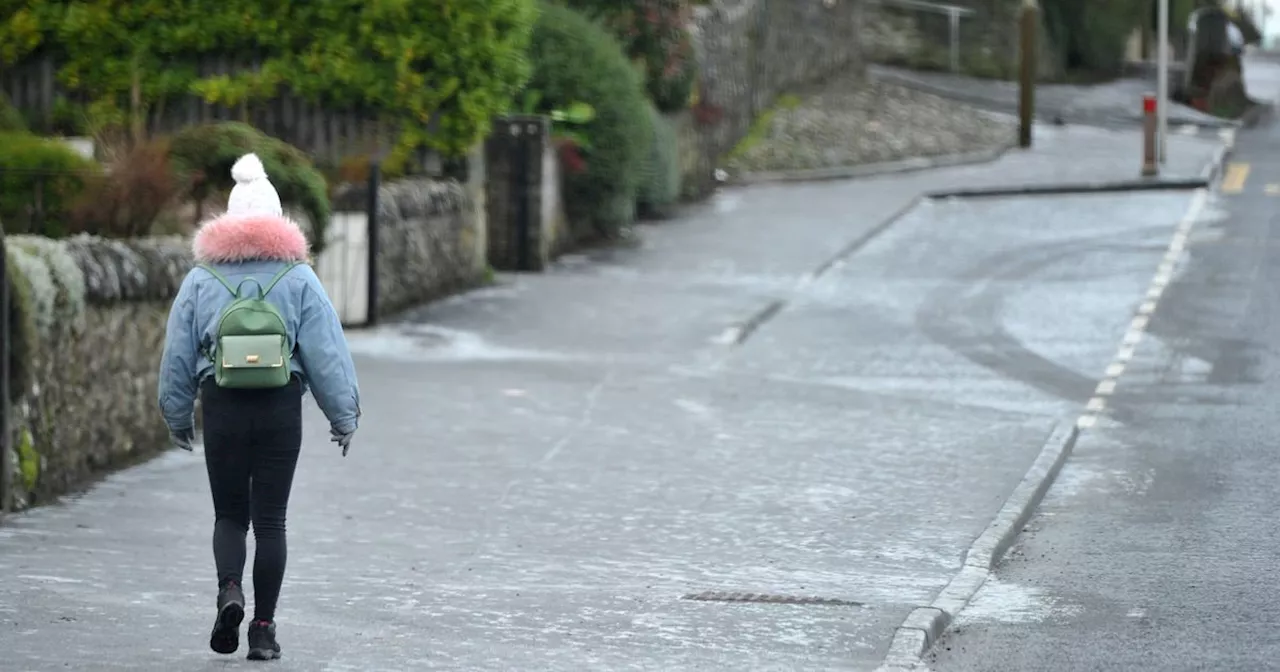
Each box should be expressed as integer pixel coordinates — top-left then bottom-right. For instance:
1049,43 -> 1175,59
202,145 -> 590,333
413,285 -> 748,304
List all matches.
192,213 -> 310,264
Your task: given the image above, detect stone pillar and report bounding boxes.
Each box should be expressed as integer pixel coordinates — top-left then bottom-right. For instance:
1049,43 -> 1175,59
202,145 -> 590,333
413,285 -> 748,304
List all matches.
484,115 -> 550,272
465,142 -> 488,274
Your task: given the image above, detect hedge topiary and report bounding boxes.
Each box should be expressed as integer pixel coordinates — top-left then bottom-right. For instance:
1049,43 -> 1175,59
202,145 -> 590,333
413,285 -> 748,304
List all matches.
0,132 -> 101,238
527,3 -> 653,240
2,0 -> 537,157
637,102 -> 682,219
167,122 -> 330,248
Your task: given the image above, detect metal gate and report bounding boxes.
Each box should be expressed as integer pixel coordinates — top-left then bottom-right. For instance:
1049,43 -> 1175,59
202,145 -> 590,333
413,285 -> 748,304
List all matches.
315,164 -> 381,327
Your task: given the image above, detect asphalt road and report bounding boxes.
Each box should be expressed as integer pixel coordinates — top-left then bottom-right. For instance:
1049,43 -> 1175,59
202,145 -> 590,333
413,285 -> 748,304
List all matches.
927,97 -> 1280,671
0,132 -> 1225,670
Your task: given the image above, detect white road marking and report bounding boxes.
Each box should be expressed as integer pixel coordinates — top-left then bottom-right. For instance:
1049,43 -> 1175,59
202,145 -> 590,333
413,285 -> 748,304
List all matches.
1076,188 -> 1209,430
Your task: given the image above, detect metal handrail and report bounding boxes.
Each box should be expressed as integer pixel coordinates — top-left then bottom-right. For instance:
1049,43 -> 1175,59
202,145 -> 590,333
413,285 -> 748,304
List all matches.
873,0 -> 974,16
868,0 -> 976,73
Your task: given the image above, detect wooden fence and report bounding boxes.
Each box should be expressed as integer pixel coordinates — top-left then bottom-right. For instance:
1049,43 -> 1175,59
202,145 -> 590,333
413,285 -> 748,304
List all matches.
2,54 -> 404,166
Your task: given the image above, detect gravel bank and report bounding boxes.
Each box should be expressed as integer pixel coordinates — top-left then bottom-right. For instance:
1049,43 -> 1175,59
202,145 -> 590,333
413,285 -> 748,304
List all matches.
723,72 -> 1017,175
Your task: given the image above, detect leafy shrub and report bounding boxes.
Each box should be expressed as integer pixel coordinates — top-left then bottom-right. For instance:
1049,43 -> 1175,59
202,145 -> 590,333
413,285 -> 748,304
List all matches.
0,93 -> 26,132
557,0 -> 697,112
0,132 -> 101,237
329,153 -> 409,188
68,139 -> 179,238
2,0 -> 536,157
637,103 -> 682,219
1041,0 -> 1146,77
167,122 -> 330,248
527,3 -> 653,240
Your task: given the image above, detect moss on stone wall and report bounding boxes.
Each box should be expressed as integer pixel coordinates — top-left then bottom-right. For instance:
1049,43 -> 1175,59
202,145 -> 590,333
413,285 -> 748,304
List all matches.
4,234 -> 183,508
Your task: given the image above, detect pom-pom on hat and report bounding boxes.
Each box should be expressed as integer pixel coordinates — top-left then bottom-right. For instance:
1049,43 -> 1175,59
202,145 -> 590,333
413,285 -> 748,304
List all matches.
225,153 -> 283,218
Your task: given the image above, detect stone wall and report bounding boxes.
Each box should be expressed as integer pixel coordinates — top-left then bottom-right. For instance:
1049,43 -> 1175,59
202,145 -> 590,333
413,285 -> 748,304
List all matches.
679,0 -> 867,197
331,176 -> 487,321
2,177 -> 484,511
3,235 -> 188,511
861,0 -> 1062,80
373,179 -> 483,318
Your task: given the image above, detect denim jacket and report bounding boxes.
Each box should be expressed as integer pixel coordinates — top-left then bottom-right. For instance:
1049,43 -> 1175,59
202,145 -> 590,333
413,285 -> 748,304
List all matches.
157,212 -> 360,435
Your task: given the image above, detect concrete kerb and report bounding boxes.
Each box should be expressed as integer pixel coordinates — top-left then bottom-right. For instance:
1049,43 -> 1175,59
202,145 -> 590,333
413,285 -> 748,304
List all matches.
926,176 -> 1210,200
926,126 -> 1238,200
870,68 -> 1239,131
1240,101 -> 1275,129
875,422 -> 1081,672
718,194 -> 926,346
1196,127 -> 1238,186
724,145 -> 1013,187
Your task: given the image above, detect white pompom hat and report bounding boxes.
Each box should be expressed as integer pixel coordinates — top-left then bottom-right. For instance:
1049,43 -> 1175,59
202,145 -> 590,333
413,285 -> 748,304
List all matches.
225,153 -> 283,218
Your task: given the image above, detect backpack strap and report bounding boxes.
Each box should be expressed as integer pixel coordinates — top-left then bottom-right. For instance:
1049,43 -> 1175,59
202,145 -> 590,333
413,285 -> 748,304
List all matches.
198,264 -> 237,296
198,262 -> 298,299
261,262 -> 299,297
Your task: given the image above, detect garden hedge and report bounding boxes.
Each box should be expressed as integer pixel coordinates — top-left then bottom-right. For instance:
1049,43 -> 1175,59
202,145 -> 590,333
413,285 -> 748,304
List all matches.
637,102 -> 682,218
0,0 -> 537,156
168,122 -> 330,248
0,132 -> 100,237
527,3 -> 653,240
555,0 -> 697,112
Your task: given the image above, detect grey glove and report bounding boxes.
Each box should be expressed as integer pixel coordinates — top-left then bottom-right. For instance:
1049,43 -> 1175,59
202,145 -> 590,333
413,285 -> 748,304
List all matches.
170,427 -> 195,452
330,427 -> 354,456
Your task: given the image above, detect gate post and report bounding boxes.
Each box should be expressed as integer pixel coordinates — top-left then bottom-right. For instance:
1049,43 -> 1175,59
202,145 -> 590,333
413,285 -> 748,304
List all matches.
0,220 -> 10,515
365,160 -> 381,327
484,115 -> 549,272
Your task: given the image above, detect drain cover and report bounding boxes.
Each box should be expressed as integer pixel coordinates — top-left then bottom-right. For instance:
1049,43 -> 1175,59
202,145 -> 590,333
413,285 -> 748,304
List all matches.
681,591 -> 862,607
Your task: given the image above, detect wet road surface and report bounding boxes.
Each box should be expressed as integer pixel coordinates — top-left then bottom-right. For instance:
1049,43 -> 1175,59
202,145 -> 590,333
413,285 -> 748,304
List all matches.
0,131 -> 1223,670
926,74 -> 1280,672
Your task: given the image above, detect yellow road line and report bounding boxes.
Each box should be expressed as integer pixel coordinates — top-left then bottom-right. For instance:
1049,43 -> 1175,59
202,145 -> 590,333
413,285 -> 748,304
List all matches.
1221,162 -> 1250,194
1267,183 -> 1280,195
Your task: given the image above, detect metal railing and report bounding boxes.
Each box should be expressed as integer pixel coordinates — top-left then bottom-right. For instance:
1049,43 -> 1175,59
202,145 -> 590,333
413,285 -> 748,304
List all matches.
868,0 -> 976,73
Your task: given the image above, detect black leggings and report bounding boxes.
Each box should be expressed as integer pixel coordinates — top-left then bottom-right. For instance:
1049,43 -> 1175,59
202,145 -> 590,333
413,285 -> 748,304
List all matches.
201,376 -> 303,623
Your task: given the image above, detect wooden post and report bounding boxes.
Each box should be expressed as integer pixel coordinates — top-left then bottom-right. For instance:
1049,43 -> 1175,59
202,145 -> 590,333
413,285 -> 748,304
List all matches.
1018,0 -> 1039,148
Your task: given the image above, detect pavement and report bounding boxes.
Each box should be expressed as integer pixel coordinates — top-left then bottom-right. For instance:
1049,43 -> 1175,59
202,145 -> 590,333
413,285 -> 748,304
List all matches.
870,60 -> 1244,131
921,47 -> 1280,672
0,115 -> 1235,669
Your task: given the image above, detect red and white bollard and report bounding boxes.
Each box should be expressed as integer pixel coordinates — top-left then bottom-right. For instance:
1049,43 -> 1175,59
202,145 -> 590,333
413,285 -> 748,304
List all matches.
1142,94 -> 1158,177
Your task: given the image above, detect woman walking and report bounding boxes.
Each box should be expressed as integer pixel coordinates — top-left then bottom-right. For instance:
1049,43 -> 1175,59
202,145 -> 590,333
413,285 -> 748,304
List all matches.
158,153 -> 361,660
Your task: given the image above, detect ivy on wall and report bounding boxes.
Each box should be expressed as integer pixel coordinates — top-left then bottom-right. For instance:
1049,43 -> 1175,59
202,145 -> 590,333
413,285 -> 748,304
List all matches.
0,0 -> 538,156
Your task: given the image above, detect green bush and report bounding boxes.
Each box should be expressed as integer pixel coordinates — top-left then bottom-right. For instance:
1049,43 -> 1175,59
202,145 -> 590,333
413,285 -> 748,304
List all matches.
637,103 -> 682,218
0,93 -> 26,132
167,122 -> 330,248
2,0 -> 537,156
69,138 -> 180,238
557,0 -> 697,112
528,3 -> 653,239
1041,0 -> 1146,77
0,132 -> 101,237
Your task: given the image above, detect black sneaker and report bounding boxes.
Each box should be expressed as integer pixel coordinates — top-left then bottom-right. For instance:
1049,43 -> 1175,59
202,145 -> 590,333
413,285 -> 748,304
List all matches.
246,619 -> 281,661
209,581 -> 245,654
